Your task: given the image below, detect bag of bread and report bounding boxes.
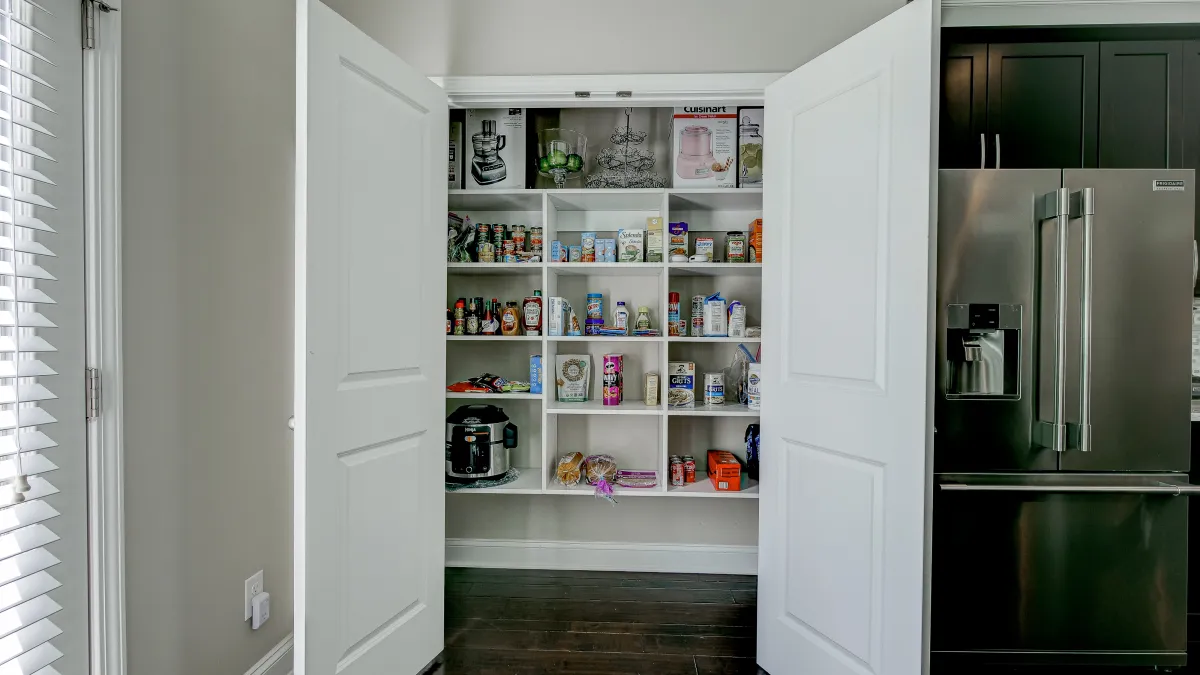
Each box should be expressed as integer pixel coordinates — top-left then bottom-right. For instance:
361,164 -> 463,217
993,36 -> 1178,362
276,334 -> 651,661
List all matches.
556,452 -> 585,486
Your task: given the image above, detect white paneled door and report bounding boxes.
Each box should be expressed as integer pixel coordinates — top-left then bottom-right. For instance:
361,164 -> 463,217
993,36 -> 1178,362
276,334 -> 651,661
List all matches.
758,0 -> 939,674
295,1 -> 447,674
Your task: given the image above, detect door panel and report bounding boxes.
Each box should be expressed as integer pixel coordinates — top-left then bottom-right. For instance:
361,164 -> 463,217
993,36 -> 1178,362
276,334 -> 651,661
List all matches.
296,2 -> 447,674
940,44 -> 987,169
933,473 -> 1188,665
1181,41 -> 1200,295
1098,41 -> 1184,169
1060,170 -> 1191,472
987,43 -> 1099,169
758,1 -> 937,673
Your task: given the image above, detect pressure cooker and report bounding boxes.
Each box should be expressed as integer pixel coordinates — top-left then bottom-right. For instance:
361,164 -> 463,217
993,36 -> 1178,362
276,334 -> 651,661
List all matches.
445,404 -> 517,482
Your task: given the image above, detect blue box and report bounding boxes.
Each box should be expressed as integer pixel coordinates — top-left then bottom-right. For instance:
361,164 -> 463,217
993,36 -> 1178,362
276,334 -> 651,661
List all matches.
530,355 -> 543,394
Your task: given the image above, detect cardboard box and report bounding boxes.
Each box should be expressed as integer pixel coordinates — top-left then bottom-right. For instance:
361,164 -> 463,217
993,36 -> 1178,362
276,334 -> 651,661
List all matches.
646,217 -> 664,262
707,450 -> 742,491
547,297 -> 568,337
668,222 -> 689,258
449,120 -> 463,190
667,361 -> 695,408
736,106 -> 764,188
618,229 -> 645,262
464,108 -> 526,190
749,218 -> 762,263
695,237 -> 714,262
672,105 -> 737,188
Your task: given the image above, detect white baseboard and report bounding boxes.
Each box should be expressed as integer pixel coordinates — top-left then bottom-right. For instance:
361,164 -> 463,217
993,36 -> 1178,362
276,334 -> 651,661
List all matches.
245,632 -> 293,675
446,538 -> 758,575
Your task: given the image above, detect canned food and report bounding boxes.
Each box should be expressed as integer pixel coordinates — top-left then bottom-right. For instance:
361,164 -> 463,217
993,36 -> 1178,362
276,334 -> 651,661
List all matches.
503,239 -> 516,256
691,317 -> 705,337
668,292 -> 681,337
491,223 -> 505,254
530,226 -> 544,254
476,222 -> 490,259
691,296 -> 706,337
704,372 -> 725,405
512,224 -> 526,252
586,293 -> 604,320
478,242 -> 495,263
670,457 -> 685,487
602,354 -> 624,406
683,456 -> 696,484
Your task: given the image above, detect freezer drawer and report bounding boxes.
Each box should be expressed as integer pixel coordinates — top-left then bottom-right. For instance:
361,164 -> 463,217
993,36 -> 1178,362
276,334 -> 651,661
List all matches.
931,473 -> 1191,667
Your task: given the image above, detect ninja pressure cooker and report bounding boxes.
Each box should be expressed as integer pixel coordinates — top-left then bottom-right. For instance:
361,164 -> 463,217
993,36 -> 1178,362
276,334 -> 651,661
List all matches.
445,404 -> 517,482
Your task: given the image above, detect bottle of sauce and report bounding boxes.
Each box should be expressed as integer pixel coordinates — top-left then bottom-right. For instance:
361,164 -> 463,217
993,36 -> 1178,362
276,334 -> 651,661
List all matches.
613,301 -> 629,335
635,306 -> 652,332
523,290 -> 543,336
453,298 -> 466,335
501,302 -> 522,336
481,300 -> 496,336
465,297 -> 480,335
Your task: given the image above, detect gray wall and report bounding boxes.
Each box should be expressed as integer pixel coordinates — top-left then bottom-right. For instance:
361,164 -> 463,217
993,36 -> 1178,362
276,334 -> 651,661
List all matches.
123,0 -> 295,673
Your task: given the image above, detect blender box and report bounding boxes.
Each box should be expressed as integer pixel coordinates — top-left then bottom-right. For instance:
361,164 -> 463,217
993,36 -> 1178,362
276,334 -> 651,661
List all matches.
449,120 -> 463,190
672,105 -> 737,188
737,107 -> 764,188
464,108 -> 526,190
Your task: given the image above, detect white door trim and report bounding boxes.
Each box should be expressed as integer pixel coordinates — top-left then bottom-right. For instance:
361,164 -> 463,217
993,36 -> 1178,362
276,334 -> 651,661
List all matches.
84,1 -> 127,674
943,0 -> 1200,26
434,72 -> 785,108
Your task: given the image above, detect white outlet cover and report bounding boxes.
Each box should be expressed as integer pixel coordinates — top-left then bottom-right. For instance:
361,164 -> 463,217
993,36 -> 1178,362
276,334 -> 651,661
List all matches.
245,570 -> 264,621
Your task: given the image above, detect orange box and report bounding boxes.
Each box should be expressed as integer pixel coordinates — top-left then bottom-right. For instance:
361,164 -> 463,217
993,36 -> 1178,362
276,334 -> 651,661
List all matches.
707,450 -> 742,491
749,219 -> 762,263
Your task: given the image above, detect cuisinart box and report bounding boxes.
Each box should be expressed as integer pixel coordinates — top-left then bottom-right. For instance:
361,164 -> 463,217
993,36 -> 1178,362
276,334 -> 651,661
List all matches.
672,105 -> 737,189
464,108 -> 526,190
449,120 -> 463,190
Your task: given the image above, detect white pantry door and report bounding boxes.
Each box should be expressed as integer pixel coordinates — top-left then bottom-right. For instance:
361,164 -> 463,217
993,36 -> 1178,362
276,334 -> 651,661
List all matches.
757,0 -> 939,673
295,2 -> 447,674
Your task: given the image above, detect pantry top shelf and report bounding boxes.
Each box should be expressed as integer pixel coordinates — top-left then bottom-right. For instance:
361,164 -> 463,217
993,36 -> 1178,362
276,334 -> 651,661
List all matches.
546,189 -> 664,212
667,262 -> 762,277
668,188 -> 763,211
547,262 -> 664,276
448,262 -> 543,275
448,189 -> 543,212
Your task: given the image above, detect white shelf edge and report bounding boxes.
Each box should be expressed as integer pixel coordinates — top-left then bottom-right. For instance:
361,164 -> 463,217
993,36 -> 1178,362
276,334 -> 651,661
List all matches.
546,404 -> 663,416
668,337 -> 761,343
445,467 -> 544,495
666,478 -> 760,498
667,404 -> 761,417
445,392 -> 544,401
548,336 -> 665,342
446,335 -> 542,341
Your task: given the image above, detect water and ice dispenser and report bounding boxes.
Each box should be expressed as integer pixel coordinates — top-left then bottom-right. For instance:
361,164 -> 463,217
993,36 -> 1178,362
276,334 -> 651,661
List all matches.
945,303 -> 1021,399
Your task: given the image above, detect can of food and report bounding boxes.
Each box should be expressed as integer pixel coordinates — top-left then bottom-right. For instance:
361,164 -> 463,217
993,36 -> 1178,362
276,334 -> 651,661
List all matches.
475,222 -> 490,259
644,372 -> 660,406
670,457 -> 685,487
704,372 -> 725,405
491,223 -> 505,254
668,292 -> 681,337
502,254 -> 518,263
512,224 -> 526,252
502,239 -> 516,256
691,295 -> 706,337
530,226 -> 543,255
585,318 -> 603,336
726,231 -> 747,263
602,354 -> 623,406
747,363 -> 762,410
478,242 -> 495,263
569,245 -> 582,263
683,456 -> 696,483
586,293 -> 604,320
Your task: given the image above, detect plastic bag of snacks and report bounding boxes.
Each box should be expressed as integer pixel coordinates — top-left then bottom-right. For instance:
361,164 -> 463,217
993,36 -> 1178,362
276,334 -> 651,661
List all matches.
724,345 -> 756,405
556,452 -> 584,487
584,454 -> 619,504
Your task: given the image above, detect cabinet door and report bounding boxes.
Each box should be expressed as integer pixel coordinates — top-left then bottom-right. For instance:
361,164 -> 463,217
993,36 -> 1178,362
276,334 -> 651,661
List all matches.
987,43 -> 1099,168
1099,41 -> 1184,168
1182,42 -> 1200,295
940,44 -> 987,168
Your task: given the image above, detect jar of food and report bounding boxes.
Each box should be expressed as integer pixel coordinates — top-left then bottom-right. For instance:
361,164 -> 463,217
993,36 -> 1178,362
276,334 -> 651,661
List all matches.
738,116 -> 763,186
635,306 -> 652,331
725,231 -> 747,263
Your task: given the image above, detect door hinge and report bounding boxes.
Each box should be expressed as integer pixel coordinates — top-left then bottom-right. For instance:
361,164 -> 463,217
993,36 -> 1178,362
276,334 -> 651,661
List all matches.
85,367 -> 101,421
82,0 -> 118,51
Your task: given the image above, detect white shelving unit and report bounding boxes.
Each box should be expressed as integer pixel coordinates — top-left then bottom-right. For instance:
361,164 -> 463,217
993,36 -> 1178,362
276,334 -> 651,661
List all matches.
446,187 -> 762,497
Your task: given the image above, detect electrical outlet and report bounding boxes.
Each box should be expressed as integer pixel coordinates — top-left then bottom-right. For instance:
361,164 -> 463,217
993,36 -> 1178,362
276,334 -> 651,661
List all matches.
245,570 -> 264,621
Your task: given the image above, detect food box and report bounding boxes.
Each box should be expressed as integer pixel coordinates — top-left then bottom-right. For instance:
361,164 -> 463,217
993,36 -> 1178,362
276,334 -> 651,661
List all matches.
555,354 -> 591,402
449,120 -> 463,190
668,222 -> 689,258
707,450 -> 742,491
547,296 -> 568,337
750,219 -> 763,263
646,217 -> 664,262
672,105 -> 737,188
695,237 -> 714,262
464,108 -> 526,190
618,229 -> 645,262
667,361 -> 695,408
736,106 -> 764,188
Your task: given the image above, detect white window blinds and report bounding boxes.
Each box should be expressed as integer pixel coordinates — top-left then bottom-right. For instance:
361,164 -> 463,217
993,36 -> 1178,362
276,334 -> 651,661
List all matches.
0,1 -> 74,674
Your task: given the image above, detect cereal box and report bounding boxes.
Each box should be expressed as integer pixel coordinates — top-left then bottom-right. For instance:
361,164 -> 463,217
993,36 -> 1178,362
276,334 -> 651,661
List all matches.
667,361 -> 695,408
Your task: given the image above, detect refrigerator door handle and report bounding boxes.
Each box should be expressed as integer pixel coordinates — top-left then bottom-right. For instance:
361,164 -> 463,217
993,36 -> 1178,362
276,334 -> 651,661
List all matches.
940,480 -> 1200,495
1072,188 -> 1095,453
979,133 -> 986,169
1035,189 -> 1071,453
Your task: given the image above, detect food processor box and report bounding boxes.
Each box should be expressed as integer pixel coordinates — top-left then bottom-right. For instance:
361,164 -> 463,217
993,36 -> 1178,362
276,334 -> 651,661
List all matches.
449,120 -> 463,190
464,108 -> 527,190
736,107 -> 764,188
672,105 -> 737,189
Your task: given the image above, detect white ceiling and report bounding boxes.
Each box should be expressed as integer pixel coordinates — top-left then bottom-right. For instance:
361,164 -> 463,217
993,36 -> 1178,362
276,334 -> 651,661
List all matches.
324,0 -> 906,77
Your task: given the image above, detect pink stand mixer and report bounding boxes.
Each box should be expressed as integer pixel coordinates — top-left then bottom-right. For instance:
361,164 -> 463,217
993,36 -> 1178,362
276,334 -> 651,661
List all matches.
676,125 -> 715,180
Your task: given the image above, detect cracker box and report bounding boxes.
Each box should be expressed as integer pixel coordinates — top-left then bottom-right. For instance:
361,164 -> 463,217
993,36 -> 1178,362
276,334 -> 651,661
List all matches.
667,361 -> 695,408
673,105 -> 737,188
707,450 -> 742,491
464,108 -> 526,190
618,229 -> 645,263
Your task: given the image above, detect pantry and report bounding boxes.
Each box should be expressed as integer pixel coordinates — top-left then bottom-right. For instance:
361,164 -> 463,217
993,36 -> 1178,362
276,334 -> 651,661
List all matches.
294,1 -> 938,674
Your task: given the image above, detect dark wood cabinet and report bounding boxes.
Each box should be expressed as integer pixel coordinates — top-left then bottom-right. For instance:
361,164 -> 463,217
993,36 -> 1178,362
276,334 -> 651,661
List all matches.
940,44 -> 987,169
1098,41 -> 1184,168
986,42 -> 1099,169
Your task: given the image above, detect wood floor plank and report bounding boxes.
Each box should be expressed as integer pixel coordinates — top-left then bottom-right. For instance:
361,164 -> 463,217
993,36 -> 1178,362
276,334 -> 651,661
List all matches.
693,655 -> 767,675
442,647 -> 700,675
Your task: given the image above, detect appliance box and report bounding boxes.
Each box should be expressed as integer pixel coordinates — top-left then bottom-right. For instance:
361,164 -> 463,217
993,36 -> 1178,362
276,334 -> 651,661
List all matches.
672,105 -> 737,188
736,106 -> 763,188
449,120 -> 462,190
464,108 -> 527,190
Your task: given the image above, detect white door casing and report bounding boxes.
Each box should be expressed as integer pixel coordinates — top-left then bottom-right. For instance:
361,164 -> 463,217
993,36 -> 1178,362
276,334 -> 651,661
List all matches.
295,2 -> 447,674
757,0 -> 939,673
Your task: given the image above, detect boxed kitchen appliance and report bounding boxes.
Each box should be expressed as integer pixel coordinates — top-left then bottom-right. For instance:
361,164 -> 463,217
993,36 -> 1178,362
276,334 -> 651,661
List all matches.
464,108 -> 526,190
672,105 -> 737,188
449,120 -> 463,190
736,107 -> 763,188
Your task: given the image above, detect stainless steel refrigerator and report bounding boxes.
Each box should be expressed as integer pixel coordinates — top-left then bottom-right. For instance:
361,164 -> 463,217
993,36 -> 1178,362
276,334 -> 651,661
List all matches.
932,169 -> 1199,668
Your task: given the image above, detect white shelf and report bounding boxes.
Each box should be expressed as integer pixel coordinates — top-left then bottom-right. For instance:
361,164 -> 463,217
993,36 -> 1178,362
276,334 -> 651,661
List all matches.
546,189 -> 664,212
668,403 -> 760,417
667,188 -> 763,211
547,400 -> 662,416
446,334 -> 541,341
445,391 -> 543,401
669,336 -> 761,343
667,262 -> 762,276
549,335 -> 664,343
544,479 -> 664,497
547,262 -> 664,276
446,468 -> 543,495
447,262 -> 543,275
448,189 -> 543,212
667,477 -> 759,498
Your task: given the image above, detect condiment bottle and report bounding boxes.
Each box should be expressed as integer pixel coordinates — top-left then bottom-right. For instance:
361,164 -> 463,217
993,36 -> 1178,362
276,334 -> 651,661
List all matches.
523,290 -> 543,336
453,298 -> 466,335
481,301 -> 496,336
613,301 -> 629,335
635,306 -> 652,331
501,302 -> 522,336
465,297 -> 480,335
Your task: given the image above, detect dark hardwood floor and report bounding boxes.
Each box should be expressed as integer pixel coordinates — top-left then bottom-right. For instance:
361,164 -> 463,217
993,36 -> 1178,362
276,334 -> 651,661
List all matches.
435,567 -> 763,675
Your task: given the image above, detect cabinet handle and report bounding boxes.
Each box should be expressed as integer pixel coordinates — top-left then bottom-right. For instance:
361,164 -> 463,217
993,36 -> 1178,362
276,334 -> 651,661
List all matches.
994,134 -> 1001,169
939,481 -> 1200,495
979,133 -> 986,169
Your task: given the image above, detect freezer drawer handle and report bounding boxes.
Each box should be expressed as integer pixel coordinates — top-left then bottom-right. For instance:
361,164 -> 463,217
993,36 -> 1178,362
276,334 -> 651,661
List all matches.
939,481 -> 1200,495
